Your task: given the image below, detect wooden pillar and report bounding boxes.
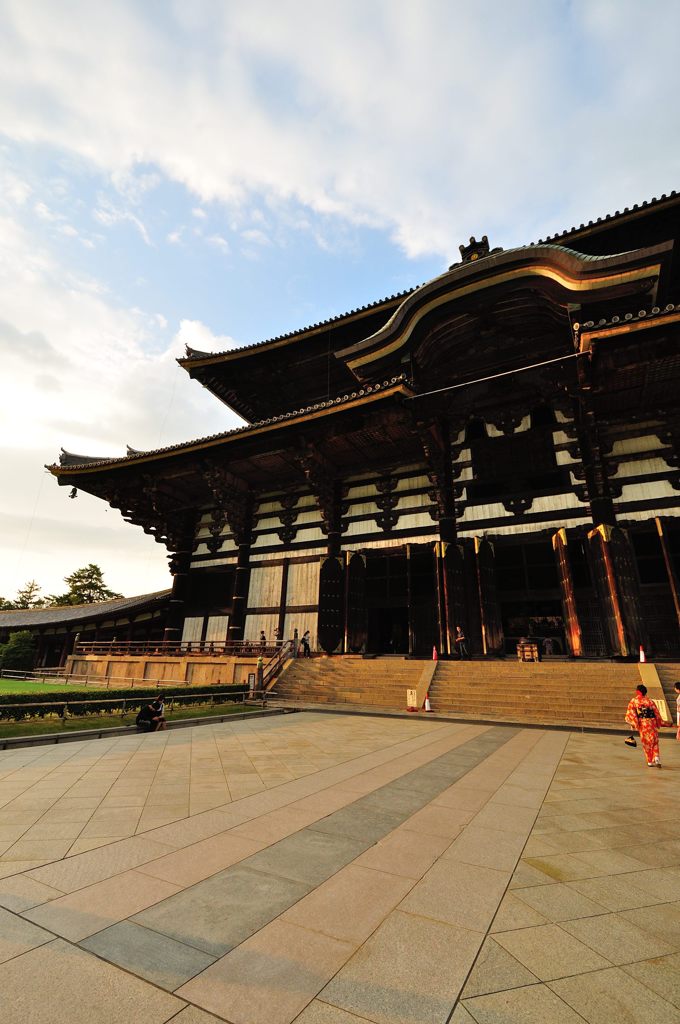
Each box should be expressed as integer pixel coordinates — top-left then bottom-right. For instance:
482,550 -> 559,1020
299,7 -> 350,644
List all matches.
587,524 -> 646,657
656,517 -> 680,632
419,418 -> 459,656
228,523 -> 253,643
475,537 -> 504,655
298,448 -> 347,653
164,542 -> 193,643
552,529 -> 583,657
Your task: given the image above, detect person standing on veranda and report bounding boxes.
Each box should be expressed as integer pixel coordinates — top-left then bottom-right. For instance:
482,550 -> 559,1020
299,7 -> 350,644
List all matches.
675,681 -> 680,741
625,683 -> 665,767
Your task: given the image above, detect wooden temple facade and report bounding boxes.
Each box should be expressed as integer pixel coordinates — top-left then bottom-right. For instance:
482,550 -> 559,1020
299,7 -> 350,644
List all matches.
49,194 -> 680,660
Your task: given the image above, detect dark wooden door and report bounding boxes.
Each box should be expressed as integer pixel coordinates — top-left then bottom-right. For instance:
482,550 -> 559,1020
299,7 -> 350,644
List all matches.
345,552 -> 367,653
475,538 -> 503,655
609,526 -> 646,652
408,544 -> 438,655
442,541 -> 466,655
318,556 -> 344,654
552,529 -> 583,657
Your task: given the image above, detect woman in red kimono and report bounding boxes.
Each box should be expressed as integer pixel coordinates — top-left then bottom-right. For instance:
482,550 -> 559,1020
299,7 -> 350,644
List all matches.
625,684 -> 664,767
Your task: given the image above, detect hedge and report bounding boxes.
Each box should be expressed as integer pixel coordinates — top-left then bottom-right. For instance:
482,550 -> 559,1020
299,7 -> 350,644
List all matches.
0,684 -> 249,723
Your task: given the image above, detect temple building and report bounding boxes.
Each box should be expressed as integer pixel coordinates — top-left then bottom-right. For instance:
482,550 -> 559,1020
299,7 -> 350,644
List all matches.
49,193 -> 680,661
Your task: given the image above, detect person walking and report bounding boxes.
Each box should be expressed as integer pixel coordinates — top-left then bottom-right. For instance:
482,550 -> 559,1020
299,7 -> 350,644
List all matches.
625,683 -> 664,767
301,630 -> 311,657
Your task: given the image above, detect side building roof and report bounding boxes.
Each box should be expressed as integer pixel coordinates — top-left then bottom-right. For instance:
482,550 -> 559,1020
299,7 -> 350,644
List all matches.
0,590 -> 170,631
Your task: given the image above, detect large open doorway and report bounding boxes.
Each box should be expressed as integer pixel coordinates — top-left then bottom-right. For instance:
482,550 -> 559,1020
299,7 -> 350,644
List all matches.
495,539 -> 567,657
364,546 -> 438,655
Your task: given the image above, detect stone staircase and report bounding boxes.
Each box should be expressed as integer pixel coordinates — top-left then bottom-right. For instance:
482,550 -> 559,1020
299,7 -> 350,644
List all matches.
274,656 -> 424,709
429,661 -> 641,726
274,655 -> 646,727
655,663 -> 680,707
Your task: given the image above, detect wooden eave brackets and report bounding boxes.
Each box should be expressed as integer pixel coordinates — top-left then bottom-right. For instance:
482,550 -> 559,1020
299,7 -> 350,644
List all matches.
577,307 -> 680,354
335,241 -> 673,383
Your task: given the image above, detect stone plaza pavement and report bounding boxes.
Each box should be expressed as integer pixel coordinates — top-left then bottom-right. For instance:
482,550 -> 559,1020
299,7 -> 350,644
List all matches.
0,712 -> 679,1023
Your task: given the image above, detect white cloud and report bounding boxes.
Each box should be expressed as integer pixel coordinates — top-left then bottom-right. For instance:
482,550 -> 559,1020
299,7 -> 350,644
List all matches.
1,1 -> 679,258
206,233 -> 230,253
192,207 -> 207,219
0,217 -> 240,596
1,169 -> 32,206
93,197 -> 152,245
174,318 -> 238,356
241,228 -> 271,247
34,200 -> 60,221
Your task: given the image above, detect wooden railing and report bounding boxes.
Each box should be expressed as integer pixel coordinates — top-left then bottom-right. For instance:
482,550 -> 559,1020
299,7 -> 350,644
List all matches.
73,639 -> 284,658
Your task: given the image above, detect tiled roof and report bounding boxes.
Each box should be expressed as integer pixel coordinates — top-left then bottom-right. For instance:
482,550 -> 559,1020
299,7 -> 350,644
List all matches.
576,301 -> 680,334
0,590 -> 170,629
532,191 -> 678,246
181,191 -> 680,364
181,288 -> 418,363
50,375 -> 411,472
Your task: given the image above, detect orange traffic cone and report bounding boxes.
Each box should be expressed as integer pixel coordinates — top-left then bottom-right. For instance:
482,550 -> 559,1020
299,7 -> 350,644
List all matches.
639,644 -> 646,664
424,692 -> 433,712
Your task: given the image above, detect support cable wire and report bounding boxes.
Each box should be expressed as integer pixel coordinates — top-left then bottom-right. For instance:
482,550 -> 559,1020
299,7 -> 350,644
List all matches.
404,351 -> 588,402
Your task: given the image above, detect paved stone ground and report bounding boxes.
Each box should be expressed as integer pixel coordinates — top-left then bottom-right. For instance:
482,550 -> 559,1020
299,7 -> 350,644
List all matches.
0,711 -> 678,1023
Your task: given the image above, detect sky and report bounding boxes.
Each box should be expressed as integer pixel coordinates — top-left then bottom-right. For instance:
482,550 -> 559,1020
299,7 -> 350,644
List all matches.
1,0 -> 680,603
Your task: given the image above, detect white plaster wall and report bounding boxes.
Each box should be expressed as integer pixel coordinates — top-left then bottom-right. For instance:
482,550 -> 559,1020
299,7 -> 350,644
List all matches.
611,457 -> 673,478
181,617 -> 204,642
611,434 -> 668,456
205,615 -> 229,642
247,565 -> 284,607
458,516 -> 592,538
283,611 -> 318,650
243,613 -> 279,643
250,548 -> 326,562
286,560 -> 321,606
344,535 -> 436,552
189,555 -> 237,568
618,481 -> 680,503
458,502 -> 514,523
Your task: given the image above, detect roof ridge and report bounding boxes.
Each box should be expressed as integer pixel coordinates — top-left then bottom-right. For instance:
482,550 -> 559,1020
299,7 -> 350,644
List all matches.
576,301 -> 680,334
531,191 -> 679,246
181,286 -> 419,362
49,375 -> 412,471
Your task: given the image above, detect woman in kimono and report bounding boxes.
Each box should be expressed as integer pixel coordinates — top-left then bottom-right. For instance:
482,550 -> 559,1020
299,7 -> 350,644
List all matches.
625,684 -> 664,767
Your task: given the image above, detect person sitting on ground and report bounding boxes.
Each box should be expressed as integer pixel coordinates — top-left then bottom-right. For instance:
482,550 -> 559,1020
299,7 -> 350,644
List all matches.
136,703 -> 160,732
151,698 -> 167,730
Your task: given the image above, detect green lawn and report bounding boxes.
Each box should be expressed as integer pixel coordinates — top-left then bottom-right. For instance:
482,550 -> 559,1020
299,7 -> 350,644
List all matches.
0,677 -> 103,694
0,700 -> 261,739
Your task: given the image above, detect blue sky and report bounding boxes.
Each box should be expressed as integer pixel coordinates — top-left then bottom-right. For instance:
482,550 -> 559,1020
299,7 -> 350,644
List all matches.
2,0 -> 680,600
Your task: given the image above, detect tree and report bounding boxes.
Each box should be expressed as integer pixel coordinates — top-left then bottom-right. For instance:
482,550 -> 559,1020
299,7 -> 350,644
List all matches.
47,564 -> 123,606
13,580 -> 44,608
0,596 -> 16,610
0,630 -> 36,672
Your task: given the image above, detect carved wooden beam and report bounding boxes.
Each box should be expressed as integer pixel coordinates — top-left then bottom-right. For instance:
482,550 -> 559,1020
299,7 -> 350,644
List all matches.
277,491 -> 301,545
202,462 -> 256,551
414,417 -> 460,541
295,445 -> 348,555
106,475 -> 195,553
374,474 -> 400,533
